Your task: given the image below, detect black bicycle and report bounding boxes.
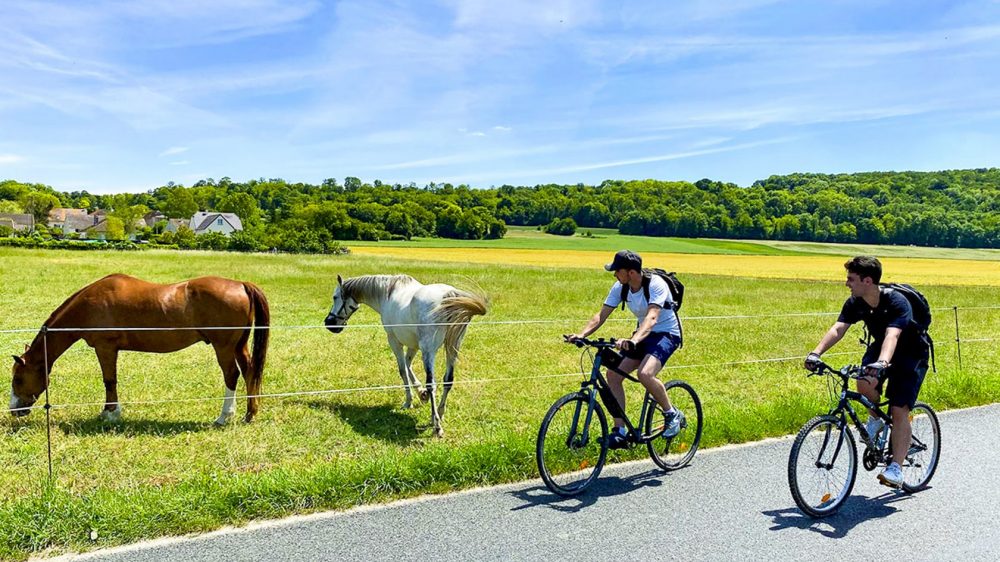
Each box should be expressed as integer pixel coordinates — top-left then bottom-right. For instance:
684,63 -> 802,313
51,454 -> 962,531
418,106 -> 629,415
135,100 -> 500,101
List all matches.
535,337 -> 703,496
788,359 -> 941,518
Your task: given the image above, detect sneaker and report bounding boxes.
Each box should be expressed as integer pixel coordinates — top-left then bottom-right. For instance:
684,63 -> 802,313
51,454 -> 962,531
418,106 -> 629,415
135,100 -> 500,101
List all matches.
878,462 -> 903,488
605,428 -> 630,450
865,417 -> 885,446
663,409 -> 685,439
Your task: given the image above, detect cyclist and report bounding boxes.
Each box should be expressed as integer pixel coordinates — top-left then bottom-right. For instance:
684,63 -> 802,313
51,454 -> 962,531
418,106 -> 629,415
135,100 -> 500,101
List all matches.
805,256 -> 931,488
566,249 -> 683,449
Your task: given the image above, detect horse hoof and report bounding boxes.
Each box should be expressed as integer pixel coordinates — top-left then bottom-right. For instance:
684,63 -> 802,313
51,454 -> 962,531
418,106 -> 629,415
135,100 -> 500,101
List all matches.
243,413 -> 255,423
214,416 -> 229,426
100,407 -> 122,423
418,391 -> 430,402
434,427 -> 444,438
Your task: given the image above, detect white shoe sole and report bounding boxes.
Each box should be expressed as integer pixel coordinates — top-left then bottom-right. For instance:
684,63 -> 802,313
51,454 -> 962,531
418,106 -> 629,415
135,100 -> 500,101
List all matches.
877,473 -> 903,488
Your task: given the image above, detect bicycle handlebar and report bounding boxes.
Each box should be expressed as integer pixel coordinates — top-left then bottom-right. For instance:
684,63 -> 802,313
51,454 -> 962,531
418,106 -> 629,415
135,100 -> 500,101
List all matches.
563,335 -> 621,349
806,359 -> 869,380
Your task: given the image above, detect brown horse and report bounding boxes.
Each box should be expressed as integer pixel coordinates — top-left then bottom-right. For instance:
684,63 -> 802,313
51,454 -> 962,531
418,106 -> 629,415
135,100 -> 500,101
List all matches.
9,274 -> 269,425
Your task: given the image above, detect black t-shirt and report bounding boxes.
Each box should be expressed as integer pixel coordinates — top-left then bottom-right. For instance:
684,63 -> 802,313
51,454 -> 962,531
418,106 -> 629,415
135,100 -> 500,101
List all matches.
838,288 -> 926,360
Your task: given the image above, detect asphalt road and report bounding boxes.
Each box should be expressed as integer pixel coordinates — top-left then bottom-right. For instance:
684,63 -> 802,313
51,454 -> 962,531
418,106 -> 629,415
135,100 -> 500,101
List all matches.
54,404 -> 999,562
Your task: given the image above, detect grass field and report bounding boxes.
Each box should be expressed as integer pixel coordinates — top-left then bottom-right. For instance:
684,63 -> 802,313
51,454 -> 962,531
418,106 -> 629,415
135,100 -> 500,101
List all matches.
348,226 -> 807,255
1,244 -> 998,560
352,225 -> 1000,261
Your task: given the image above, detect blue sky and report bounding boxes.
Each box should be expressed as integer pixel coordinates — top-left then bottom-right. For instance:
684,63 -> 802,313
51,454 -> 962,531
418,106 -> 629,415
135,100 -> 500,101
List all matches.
3,0 -> 1000,194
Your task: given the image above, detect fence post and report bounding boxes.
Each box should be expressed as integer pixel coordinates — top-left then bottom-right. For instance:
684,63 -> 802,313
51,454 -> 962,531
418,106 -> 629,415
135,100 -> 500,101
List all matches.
952,306 -> 962,370
40,326 -> 54,483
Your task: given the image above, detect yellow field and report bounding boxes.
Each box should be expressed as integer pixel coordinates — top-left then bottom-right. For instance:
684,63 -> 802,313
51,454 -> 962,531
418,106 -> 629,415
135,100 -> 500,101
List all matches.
352,247 -> 1000,286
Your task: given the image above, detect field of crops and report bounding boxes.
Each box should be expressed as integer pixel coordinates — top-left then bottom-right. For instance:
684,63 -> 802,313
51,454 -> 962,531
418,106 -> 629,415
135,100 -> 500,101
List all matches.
1,245 -> 997,559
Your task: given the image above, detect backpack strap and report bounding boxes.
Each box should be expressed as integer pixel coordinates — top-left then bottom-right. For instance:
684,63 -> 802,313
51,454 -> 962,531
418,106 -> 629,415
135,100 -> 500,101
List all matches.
619,273 -> 652,310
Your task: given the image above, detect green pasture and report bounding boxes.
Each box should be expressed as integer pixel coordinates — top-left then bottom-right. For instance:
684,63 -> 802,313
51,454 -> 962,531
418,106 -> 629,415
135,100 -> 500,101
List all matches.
0,247 -> 998,560
349,225 -> 806,255
352,225 -> 1000,260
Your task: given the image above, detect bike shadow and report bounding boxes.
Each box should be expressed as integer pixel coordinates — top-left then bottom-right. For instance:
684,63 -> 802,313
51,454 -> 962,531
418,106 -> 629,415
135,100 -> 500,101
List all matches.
508,467 -> 677,513
762,490 -> 922,538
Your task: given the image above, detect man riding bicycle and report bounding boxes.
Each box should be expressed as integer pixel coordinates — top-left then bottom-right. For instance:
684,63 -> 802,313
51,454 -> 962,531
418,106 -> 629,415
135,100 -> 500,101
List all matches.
566,250 -> 683,449
805,256 -> 931,488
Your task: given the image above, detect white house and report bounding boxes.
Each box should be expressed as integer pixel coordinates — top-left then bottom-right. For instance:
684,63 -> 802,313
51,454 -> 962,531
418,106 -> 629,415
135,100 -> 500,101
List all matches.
190,212 -> 243,236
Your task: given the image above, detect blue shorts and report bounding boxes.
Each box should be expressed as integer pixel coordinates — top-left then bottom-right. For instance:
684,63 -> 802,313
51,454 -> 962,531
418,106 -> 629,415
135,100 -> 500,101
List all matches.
624,332 -> 680,365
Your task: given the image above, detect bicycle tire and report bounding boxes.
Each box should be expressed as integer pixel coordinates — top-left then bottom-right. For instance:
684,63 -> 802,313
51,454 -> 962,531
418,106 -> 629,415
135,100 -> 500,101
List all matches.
536,392 -> 609,496
788,414 -> 858,518
901,401 -> 941,493
643,380 -> 703,471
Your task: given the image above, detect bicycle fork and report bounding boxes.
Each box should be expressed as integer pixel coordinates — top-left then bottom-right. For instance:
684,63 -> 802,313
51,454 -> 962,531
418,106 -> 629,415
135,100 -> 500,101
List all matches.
814,419 -> 850,470
566,389 -> 600,449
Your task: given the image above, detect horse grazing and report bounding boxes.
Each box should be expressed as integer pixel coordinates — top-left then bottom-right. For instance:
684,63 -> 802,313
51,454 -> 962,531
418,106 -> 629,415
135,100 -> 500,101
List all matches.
9,274 -> 269,425
325,274 -> 488,437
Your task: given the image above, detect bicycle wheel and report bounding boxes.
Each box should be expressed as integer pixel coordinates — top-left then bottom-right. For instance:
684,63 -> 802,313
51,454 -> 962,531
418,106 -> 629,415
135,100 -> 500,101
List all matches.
788,415 -> 858,518
644,380 -> 703,471
901,401 -> 941,493
536,392 -> 608,496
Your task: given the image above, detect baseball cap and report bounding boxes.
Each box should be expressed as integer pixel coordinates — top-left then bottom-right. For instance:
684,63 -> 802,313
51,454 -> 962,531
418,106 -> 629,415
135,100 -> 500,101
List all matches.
604,249 -> 642,271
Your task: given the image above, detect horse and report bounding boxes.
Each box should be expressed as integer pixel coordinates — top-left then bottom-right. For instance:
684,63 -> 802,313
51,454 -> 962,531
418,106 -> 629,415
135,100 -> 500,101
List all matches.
9,274 -> 270,425
324,274 -> 488,437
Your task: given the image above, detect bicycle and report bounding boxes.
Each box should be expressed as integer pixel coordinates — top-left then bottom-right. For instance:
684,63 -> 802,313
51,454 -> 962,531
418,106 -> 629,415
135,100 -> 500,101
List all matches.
788,359 -> 941,518
535,336 -> 703,496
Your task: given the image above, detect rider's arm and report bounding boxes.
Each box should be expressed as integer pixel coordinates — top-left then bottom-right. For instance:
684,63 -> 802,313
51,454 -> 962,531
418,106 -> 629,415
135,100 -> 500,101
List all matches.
631,304 -> 661,344
811,321 -> 851,356
571,305 -> 615,339
877,327 -> 902,363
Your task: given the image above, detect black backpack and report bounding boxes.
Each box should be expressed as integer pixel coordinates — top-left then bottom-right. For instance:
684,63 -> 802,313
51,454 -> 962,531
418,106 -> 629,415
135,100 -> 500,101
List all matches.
868,283 -> 935,371
619,268 -> 685,345
882,283 -> 931,332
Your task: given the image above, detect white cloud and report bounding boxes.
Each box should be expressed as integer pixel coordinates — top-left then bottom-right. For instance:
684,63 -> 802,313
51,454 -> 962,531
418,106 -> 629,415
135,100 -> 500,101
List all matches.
0,154 -> 24,165
159,147 -> 190,157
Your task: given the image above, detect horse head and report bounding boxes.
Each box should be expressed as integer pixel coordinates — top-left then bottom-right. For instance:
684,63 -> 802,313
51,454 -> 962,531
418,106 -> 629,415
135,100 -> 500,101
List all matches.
10,353 -> 45,417
325,275 -> 360,334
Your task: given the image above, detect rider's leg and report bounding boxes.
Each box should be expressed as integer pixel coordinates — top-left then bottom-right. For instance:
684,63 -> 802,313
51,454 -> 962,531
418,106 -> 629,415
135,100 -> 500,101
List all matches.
890,404 -> 912,465
607,356 -> 640,428
885,359 -> 926,465
636,354 -> 671,411
856,375 -> 882,420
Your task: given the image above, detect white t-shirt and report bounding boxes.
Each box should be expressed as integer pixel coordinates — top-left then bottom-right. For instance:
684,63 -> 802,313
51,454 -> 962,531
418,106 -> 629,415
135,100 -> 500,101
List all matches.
604,275 -> 680,336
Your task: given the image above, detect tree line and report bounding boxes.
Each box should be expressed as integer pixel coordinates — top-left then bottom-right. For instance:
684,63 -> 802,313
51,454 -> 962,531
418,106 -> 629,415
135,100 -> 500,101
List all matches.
2,168 -> 1000,251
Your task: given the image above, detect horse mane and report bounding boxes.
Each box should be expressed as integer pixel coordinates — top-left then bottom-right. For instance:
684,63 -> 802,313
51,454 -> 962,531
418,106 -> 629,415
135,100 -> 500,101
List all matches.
342,274 -> 417,303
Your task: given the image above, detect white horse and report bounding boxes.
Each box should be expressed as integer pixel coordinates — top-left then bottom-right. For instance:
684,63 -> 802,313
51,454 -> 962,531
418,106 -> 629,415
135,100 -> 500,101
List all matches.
324,274 -> 488,437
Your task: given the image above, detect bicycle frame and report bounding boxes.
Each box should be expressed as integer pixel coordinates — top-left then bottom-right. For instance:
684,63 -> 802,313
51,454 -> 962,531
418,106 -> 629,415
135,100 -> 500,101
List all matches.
570,344 -> 662,446
811,362 -> 928,467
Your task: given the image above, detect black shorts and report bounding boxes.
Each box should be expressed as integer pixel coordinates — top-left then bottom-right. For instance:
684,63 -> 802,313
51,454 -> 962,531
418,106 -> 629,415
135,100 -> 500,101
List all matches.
623,332 -> 681,364
863,350 -> 929,409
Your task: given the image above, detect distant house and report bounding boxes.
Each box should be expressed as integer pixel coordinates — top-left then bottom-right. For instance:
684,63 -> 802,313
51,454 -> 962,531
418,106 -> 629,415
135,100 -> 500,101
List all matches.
48,208 -> 94,234
0,213 -> 34,232
164,218 -> 189,233
189,212 -> 243,236
144,211 -> 167,228
83,219 -> 111,241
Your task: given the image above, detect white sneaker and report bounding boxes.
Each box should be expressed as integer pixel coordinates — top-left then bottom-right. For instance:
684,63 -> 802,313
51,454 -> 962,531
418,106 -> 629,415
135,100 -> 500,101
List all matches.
865,417 -> 885,446
663,408 -> 685,438
878,462 -> 903,488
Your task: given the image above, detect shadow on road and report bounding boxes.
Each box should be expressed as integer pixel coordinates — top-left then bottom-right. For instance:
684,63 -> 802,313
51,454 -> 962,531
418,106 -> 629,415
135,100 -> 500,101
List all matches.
508,468 -> 678,513
763,490 -> 920,538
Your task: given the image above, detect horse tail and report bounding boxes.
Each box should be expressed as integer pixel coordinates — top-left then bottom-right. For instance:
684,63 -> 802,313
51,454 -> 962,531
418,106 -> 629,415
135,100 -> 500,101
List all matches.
433,289 -> 489,357
243,282 -> 270,417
